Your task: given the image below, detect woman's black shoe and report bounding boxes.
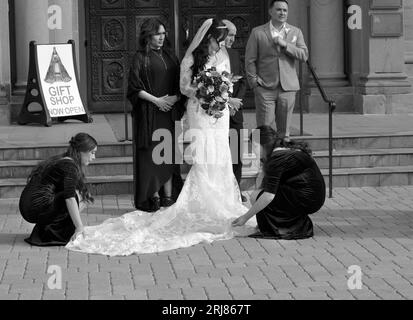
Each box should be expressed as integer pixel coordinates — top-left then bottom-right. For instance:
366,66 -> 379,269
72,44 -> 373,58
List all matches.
135,201 -> 152,212
150,197 -> 161,212
161,197 -> 175,207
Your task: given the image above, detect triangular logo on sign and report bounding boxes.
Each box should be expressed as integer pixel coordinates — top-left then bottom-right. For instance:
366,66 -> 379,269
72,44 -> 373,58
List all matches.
44,47 -> 72,83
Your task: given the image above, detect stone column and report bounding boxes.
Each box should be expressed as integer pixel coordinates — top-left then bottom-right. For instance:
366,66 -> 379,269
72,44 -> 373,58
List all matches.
306,0 -> 354,112
309,0 -> 347,86
0,0 -> 11,124
14,0 -> 49,92
351,0 -> 412,114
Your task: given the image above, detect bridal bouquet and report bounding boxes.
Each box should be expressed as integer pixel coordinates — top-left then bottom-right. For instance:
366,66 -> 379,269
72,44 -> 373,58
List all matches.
194,67 -> 241,119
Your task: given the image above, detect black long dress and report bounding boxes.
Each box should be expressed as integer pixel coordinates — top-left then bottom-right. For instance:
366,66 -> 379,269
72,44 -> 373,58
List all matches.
19,159 -> 81,246
228,48 -> 247,186
254,149 -> 326,240
127,49 -> 185,210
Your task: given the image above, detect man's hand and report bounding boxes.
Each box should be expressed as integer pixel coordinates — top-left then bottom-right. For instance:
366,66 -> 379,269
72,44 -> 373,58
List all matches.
256,77 -> 265,88
273,36 -> 287,48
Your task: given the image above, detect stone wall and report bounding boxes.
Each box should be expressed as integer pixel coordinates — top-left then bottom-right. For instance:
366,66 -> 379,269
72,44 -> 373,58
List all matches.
0,0 -> 11,125
405,0 -> 413,87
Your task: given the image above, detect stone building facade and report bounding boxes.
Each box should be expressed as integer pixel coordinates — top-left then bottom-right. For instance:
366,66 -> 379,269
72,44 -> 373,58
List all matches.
0,0 -> 412,125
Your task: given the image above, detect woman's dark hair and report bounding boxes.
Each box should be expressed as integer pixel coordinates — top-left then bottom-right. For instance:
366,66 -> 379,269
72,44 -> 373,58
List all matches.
28,133 -> 98,203
138,18 -> 171,53
251,126 -> 312,159
191,19 -> 229,79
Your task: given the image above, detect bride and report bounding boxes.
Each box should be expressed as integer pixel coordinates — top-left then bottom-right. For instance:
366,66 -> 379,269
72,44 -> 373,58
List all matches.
66,18 -> 256,256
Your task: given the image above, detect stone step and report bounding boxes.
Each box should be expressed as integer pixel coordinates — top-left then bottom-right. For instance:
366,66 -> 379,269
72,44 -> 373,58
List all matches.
2,166 -> 413,199
1,133 -> 413,161
0,156 -> 257,179
0,159 -> 248,180
314,148 -> 413,169
322,166 -> 413,188
1,148 -> 413,179
0,143 -> 133,161
0,157 -> 134,179
306,134 -> 413,152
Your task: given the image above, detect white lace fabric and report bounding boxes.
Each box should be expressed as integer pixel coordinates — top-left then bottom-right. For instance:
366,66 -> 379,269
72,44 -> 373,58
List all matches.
66,49 -> 256,257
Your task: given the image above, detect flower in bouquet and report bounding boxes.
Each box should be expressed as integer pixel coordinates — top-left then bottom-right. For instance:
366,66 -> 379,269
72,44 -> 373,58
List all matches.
194,67 -> 242,119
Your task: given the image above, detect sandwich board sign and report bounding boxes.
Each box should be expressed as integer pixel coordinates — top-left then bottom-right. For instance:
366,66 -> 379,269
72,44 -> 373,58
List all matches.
19,40 -> 92,127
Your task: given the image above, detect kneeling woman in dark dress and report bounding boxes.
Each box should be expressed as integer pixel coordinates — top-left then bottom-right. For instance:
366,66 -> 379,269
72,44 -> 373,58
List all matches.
232,126 -> 326,240
19,133 -> 97,246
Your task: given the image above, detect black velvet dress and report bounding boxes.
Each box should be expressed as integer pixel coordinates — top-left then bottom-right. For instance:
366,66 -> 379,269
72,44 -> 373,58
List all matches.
19,159 -> 81,246
254,149 -> 326,240
128,48 -> 185,210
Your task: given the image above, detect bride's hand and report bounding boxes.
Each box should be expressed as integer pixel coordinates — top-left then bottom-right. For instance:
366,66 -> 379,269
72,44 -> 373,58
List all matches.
228,97 -> 243,112
232,215 -> 249,227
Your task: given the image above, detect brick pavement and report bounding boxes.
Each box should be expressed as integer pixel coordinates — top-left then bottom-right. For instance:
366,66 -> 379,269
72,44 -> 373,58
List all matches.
0,187 -> 412,300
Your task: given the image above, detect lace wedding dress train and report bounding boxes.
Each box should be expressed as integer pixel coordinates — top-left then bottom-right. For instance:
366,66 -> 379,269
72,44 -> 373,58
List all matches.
66,51 -> 255,257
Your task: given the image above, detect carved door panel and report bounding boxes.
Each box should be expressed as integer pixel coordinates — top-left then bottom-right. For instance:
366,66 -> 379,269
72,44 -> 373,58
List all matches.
178,0 -> 267,108
86,0 -> 267,112
179,0 -> 267,58
87,0 -> 175,112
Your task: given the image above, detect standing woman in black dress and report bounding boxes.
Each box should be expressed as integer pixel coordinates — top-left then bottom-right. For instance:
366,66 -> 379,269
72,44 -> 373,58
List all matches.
128,18 -> 185,212
19,133 -> 98,246
232,126 -> 326,240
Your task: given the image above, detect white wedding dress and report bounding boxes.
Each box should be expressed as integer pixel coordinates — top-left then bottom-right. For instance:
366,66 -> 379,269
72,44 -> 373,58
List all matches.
66,50 -> 256,257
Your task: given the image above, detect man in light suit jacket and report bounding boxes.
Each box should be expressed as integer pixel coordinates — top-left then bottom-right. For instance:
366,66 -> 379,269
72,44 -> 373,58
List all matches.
222,19 -> 248,202
245,0 -> 308,140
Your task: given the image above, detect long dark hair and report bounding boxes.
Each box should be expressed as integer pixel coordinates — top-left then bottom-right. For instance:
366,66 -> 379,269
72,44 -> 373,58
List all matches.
191,19 -> 228,79
251,126 -> 312,160
138,18 -> 171,54
28,133 -> 98,203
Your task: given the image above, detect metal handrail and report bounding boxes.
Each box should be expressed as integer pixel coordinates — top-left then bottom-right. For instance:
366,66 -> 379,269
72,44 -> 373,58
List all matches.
306,60 -> 336,199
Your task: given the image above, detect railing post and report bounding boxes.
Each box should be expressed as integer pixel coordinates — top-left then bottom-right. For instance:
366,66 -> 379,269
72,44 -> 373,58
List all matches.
306,60 -> 335,199
299,61 -> 304,137
329,102 -> 335,199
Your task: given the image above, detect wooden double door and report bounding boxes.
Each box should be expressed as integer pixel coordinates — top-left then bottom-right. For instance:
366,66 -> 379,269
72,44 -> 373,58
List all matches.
86,0 -> 268,112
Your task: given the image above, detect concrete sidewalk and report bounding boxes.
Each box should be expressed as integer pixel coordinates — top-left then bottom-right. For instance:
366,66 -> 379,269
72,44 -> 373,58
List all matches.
0,186 -> 412,300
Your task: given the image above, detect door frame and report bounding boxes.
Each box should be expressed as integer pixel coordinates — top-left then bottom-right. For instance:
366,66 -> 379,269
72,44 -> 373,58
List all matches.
78,0 -> 88,109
